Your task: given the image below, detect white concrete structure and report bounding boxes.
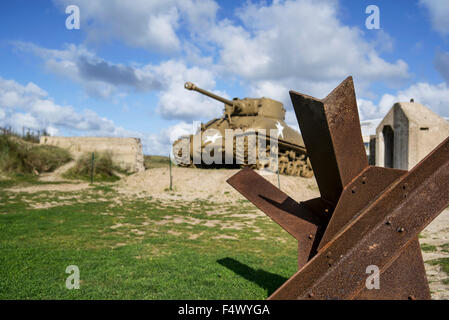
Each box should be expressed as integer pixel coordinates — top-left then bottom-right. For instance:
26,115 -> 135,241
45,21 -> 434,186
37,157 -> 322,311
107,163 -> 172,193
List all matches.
375,101 -> 449,170
40,136 -> 145,173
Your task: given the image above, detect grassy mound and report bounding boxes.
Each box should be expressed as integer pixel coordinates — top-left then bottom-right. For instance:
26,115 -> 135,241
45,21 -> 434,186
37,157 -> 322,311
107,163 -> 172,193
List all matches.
63,151 -> 121,182
144,155 -> 169,169
0,135 -> 72,175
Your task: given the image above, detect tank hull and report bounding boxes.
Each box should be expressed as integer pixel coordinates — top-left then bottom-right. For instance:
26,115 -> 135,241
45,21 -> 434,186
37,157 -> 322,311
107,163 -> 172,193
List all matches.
172,115 -> 313,177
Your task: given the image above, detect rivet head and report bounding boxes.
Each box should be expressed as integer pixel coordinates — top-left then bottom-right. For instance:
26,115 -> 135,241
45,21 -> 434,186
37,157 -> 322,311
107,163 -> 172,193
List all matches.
308,234 -> 313,239
408,295 -> 415,300
397,227 -> 405,233
386,220 -> 392,225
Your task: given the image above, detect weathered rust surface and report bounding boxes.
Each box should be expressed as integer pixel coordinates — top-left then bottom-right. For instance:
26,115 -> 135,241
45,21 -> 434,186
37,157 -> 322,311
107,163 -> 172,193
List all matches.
268,137 -> 449,300
225,75 -> 449,300
290,77 -> 367,206
318,166 -> 406,250
356,238 -> 430,300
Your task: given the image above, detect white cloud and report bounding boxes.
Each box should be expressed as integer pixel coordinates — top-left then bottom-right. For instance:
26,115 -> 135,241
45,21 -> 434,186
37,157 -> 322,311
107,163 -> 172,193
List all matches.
356,82 -> 449,121
8,113 -> 40,130
16,42 -> 224,121
153,61 -> 224,120
205,0 -> 409,98
15,42 -> 163,99
48,0 -> 410,101
0,76 -> 204,155
142,121 -> 195,155
113,121 -> 198,156
357,98 -> 379,120
18,0 -> 416,123
378,94 -> 397,115
53,0 -> 218,53
391,82 -> 449,117
420,0 -> 449,36
0,76 -> 122,134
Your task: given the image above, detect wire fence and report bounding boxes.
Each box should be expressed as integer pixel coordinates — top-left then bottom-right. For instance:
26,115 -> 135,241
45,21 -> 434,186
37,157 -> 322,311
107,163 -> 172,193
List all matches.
0,126 -> 50,143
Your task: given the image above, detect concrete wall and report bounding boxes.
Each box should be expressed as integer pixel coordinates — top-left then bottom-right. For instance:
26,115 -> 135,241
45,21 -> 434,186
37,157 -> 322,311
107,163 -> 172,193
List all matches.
375,107 -> 393,168
40,136 -> 145,173
376,102 -> 449,170
369,135 -> 376,165
408,117 -> 449,169
393,105 -> 409,169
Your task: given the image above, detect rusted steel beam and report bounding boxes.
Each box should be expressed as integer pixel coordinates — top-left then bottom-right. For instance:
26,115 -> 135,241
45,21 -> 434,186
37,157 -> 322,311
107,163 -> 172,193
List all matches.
315,165 -> 430,300
226,75 -> 448,300
355,238 -> 430,300
227,168 -> 328,267
268,136 -> 449,300
318,166 -> 406,250
290,77 -> 368,206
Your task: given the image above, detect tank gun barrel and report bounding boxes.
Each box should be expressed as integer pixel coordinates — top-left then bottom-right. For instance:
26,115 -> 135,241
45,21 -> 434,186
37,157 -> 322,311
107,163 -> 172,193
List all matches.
184,81 -> 234,106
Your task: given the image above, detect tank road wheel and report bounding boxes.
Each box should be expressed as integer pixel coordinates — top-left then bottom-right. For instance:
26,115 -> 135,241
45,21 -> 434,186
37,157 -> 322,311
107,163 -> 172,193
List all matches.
300,157 -> 314,178
278,155 -> 288,174
300,166 -> 313,178
292,160 -> 303,176
285,161 -> 295,175
255,160 -> 266,170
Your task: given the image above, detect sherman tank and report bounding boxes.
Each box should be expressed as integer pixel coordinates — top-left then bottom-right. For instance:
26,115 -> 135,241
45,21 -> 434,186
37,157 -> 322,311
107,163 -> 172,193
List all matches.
172,82 -> 313,177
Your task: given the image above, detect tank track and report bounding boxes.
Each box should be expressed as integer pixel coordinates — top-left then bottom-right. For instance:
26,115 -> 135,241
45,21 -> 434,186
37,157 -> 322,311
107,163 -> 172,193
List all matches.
173,138 -> 314,177
250,148 -> 313,178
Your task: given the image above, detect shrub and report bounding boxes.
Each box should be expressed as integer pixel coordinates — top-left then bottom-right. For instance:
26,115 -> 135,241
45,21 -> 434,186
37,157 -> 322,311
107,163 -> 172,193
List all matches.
144,155 -> 169,169
64,151 -> 120,182
0,135 -> 72,174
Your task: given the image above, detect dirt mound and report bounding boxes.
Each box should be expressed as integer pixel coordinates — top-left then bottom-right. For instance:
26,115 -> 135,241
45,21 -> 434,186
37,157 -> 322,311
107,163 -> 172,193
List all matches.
117,166 -> 320,202
39,160 -> 76,182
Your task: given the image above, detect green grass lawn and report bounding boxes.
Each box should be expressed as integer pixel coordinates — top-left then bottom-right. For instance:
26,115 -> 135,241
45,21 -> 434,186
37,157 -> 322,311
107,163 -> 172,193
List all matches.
0,178 -> 297,299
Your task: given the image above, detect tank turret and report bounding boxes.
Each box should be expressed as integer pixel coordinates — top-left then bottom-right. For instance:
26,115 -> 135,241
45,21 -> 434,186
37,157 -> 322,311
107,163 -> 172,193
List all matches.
185,82 -> 286,122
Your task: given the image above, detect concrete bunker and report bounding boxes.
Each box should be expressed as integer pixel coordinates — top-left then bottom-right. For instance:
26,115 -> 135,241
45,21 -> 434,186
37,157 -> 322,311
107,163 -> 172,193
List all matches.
376,101 -> 449,170
40,136 -> 145,173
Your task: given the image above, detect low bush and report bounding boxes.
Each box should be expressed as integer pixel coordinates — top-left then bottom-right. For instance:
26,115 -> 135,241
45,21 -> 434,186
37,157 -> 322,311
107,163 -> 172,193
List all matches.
63,151 -> 121,182
144,155 -> 169,169
0,135 -> 72,174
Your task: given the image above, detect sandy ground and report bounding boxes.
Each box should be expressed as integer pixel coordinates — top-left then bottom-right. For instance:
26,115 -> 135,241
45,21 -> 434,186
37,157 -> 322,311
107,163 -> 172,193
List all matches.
5,165 -> 449,299
39,160 -> 76,182
421,209 -> 449,300
117,166 -> 320,202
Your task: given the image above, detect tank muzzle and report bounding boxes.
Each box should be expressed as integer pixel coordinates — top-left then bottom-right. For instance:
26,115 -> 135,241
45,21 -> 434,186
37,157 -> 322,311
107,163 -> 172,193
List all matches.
184,81 -> 196,90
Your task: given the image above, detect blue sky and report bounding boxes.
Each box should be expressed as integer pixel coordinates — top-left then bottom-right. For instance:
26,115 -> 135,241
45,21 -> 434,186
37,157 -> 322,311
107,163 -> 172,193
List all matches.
1,0 -> 449,154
